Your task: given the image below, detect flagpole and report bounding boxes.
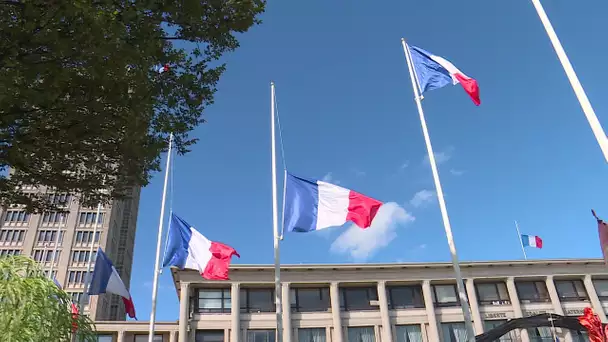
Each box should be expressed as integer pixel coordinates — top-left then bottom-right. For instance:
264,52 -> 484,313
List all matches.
530,0 -> 608,163
270,81 -> 284,342
148,132 -> 173,342
79,203 -> 103,311
47,212 -> 67,280
514,220 -> 528,260
401,38 -> 476,341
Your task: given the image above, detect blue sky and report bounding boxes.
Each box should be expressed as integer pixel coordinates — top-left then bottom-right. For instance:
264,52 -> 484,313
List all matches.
129,1 -> 608,321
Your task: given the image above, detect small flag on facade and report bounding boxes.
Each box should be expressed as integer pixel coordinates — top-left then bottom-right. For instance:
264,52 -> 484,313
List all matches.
592,210 -> 608,264
521,234 -> 543,249
283,172 -> 383,233
88,248 -> 136,319
408,45 -> 480,105
163,213 -> 240,280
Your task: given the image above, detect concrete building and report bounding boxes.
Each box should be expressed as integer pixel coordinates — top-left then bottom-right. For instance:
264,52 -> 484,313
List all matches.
93,258 -> 608,342
0,185 -> 141,320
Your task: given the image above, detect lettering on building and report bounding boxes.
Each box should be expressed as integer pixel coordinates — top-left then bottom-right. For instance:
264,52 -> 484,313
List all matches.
484,312 -> 507,319
523,310 -> 549,317
565,309 -> 585,316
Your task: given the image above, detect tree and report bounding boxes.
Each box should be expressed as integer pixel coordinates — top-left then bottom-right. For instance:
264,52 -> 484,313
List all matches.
0,0 -> 265,211
0,255 -> 96,341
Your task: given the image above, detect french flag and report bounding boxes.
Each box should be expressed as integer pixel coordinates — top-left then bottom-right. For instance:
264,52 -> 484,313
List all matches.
408,45 -> 480,106
283,172 -> 383,233
521,234 -> 543,249
88,248 -> 136,319
163,214 -> 240,280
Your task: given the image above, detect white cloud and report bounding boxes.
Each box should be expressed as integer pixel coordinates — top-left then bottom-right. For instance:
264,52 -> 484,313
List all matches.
409,190 -> 435,208
330,202 -> 415,261
321,172 -> 340,184
422,147 -> 454,166
351,168 -> 366,177
450,169 -> 464,176
400,161 -> 410,170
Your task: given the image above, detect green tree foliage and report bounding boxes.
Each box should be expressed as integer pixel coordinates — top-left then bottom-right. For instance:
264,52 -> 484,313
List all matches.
0,255 -> 96,341
0,0 -> 265,211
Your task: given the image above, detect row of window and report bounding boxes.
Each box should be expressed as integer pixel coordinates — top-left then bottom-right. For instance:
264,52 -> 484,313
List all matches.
71,250 -> 97,264
37,230 -> 65,244
1,210 -> 104,226
105,325 -> 586,342
0,249 -> 21,256
0,229 -> 26,242
32,249 -> 61,263
195,279 -> 608,314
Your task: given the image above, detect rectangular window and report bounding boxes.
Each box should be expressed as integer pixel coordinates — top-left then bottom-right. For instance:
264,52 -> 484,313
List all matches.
339,286 -> 379,311
388,285 -> 425,309
555,280 -> 588,302
240,288 -> 275,313
78,212 -> 104,225
67,271 -> 86,285
71,250 -> 96,264
0,249 -> 21,256
516,281 -> 550,303
96,335 -> 113,342
526,327 -> 553,341
441,323 -> 471,342
347,327 -> 375,342
198,289 -> 231,313
432,284 -> 459,307
74,230 -> 101,244
395,325 -> 423,342
0,229 -> 26,242
247,330 -> 275,342
593,279 -> 608,299
475,282 -> 510,305
484,320 -> 516,341
48,193 -> 71,206
3,210 -> 30,224
37,230 -> 65,244
298,328 -> 326,342
42,212 -> 67,224
134,335 -> 163,342
195,330 -> 225,342
290,287 -> 330,312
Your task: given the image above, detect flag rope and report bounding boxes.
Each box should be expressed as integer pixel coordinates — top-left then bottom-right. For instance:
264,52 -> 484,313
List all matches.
274,88 -> 288,172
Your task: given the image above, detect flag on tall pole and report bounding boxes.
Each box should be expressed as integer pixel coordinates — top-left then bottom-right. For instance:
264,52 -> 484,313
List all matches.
592,210 -> 608,264
529,0 -> 608,163
283,172 -> 383,233
270,81 -> 284,342
148,132 -> 173,342
88,248 -> 136,319
163,213 -> 239,280
401,38 -> 476,341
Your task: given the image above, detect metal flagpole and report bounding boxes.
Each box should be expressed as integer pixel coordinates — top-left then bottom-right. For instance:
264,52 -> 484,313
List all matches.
79,203 -> 103,310
514,220 -> 528,260
401,38 -> 476,340
148,132 -> 173,342
530,0 -> 608,163
48,211 -> 68,280
270,81 -> 284,342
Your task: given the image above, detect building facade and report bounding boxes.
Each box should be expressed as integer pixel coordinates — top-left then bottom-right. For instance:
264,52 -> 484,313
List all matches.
94,258 -> 608,342
0,185 -> 141,320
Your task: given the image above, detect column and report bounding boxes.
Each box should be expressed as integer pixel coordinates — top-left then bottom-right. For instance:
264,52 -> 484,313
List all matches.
282,283 -> 292,342
546,276 -> 572,341
231,283 -> 241,342
584,275 -> 607,321
506,277 -> 530,342
330,282 -> 343,342
117,331 -> 125,342
465,279 -> 484,334
170,331 -> 178,342
179,282 -> 190,342
421,280 -> 440,342
377,281 -> 392,342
